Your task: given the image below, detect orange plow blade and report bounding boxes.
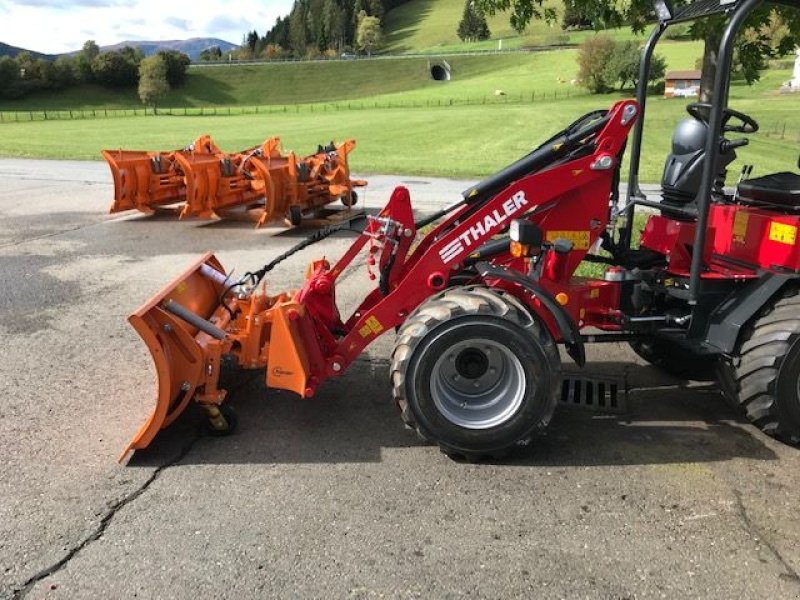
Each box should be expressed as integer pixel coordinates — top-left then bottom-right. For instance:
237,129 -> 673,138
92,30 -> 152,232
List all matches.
120,251 -> 328,461
120,252 -> 229,460
102,135 -> 221,214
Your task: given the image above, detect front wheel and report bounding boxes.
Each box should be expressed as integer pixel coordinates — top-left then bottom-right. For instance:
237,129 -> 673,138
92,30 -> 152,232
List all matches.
390,286 -> 561,460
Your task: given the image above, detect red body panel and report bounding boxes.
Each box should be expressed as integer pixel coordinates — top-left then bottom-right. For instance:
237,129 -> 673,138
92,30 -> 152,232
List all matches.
641,203 -> 800,280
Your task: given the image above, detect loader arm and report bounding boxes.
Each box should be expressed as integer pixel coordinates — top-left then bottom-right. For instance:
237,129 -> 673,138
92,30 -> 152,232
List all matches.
120,99 -> 638,459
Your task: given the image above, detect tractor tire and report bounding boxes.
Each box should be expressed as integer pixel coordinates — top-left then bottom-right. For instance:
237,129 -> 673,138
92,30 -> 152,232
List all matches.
629,337 -> 718,381
390,286 -> 561,460
720,288 -> 800,445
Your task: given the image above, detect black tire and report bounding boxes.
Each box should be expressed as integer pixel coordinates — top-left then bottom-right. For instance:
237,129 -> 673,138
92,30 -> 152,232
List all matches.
342,190 -> 358,207
629,337 -> 718,381
288,205 -> 302,227
390,286 -> 561,460
204,404 -> 238,437
721,288 -> 800,444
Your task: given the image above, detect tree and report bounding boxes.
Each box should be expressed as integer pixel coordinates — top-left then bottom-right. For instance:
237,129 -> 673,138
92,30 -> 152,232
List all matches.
76,40 -> 100,82
246,30 -> 259,53
92,48 -> 140,88
602,40 -> 665,90
323,0 -> 347,52
562,0 -> 591,30
289,1 -> 309,56
138,54 -> 170,111
458,0 -> 491,42
356,12 -> 382,56
157,50 -> 190,86
476,0 -> 800,102
577,35 -> 616,93
51,56 -> 77,89
199,46 -> 223,61
0,56 -> 20,98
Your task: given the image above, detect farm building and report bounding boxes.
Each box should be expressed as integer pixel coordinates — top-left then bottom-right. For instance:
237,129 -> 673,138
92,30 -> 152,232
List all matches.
664,70 -> 702,98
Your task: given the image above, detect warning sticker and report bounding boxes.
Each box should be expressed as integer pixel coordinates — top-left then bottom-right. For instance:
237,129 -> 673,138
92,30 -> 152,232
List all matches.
358,315 -> 384,338
546,230 -> 591,250
769,222 -> 797,246
733,211 -> 749,243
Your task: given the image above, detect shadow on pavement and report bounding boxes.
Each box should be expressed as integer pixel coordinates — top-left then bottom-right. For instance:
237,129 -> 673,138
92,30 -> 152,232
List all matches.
126,360 -> 778,468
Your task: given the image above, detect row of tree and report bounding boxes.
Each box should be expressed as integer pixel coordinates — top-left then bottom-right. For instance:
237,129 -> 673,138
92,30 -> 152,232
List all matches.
0,41 -> 190,100
226,0 -> 409,60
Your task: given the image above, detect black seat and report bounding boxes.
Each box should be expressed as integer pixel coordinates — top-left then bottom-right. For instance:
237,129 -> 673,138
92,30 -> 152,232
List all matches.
738,172 -> 800,207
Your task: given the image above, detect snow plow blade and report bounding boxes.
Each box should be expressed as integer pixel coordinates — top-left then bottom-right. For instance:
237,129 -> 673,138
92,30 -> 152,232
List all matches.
120,252 -> 229,461
102,135 -> 221,214
119,251 -> 328,461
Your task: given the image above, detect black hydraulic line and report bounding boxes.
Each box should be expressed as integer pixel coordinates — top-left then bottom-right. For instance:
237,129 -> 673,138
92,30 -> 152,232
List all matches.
460,113 -> 610,207
621,21 -> 667,251
250,222 -> 347,285
688,0 -> 764,305
416,110 -> 609,232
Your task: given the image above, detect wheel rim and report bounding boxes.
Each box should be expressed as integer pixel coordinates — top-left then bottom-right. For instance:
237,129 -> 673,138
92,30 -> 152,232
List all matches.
430,338 -> 526,429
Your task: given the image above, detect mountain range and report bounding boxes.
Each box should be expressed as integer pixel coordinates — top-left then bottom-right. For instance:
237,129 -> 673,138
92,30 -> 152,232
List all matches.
0,38 -> 237,61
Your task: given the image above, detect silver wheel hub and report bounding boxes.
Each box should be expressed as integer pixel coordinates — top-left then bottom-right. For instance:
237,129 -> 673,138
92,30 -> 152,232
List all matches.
430,338 -> 526,429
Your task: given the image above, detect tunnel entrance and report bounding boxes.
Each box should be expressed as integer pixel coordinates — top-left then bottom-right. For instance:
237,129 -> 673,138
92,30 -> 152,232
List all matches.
430,61 -> 451,81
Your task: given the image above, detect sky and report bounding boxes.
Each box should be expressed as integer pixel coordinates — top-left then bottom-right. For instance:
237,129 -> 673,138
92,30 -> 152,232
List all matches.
0,0 -> 294,54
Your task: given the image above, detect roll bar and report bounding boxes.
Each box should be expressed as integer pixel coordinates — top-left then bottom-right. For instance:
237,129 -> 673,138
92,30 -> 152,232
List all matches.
621,0 -> 788,306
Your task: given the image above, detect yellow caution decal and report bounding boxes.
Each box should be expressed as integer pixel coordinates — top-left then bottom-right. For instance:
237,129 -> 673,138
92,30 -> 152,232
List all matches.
769,222 -> 797,245
733,211 -> 749,243
546,230 -> 591,250
358,315 -> 384,338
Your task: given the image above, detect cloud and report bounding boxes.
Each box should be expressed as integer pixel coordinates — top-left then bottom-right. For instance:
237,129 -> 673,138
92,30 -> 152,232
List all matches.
165,16 -> 191,31
7,0 -> 125,6
0,0 -> 293,54
205,15 -> 251,32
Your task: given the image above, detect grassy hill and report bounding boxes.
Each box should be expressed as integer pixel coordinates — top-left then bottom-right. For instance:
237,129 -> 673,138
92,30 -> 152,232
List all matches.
382,0 -> 644,53
0,39 -> 704,112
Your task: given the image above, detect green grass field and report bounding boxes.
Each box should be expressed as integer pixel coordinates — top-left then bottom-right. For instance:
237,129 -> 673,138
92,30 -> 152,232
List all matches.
0,1 -> 796,184
1,90 -> 796,183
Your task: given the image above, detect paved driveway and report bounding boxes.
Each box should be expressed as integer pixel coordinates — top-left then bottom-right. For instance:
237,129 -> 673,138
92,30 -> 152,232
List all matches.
1,159 -> 798,599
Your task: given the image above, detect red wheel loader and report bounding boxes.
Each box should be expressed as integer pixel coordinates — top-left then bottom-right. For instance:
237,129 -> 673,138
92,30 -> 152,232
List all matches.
119,0 -> 800,461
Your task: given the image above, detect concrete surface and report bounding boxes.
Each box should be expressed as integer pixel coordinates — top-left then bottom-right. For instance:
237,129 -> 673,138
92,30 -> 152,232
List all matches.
1,158 -> 799,599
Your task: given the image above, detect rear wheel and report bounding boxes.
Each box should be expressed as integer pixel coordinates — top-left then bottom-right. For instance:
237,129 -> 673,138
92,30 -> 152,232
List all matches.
630,337 -> 718,381
721,288 -> 800,444
390,286 -> 561,460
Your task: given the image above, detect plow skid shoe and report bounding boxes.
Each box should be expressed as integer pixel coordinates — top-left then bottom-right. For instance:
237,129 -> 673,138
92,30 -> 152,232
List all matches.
121,252 -> 228,460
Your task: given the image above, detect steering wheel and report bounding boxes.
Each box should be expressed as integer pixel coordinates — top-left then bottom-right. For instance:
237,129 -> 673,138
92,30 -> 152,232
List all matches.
686,102 -> 759,134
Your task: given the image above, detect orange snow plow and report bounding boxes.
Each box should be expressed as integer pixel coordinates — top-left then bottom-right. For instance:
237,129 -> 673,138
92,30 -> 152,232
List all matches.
102,135 -> 220,214
120,249 -> 328,460
103,136 -> 366,226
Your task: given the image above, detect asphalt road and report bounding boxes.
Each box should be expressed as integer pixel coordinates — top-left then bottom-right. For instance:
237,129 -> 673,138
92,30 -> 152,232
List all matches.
1,159 -> 799,599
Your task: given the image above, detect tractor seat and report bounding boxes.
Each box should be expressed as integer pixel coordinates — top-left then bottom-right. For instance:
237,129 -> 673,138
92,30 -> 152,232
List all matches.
738,172 -> 800,207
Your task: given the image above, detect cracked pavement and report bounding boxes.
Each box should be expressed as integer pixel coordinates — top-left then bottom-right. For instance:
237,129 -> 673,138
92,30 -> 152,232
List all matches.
1,159 -> 799,599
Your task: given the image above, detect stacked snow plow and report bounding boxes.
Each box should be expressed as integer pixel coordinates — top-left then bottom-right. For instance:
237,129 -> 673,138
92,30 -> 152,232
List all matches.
102,136 -> 366,227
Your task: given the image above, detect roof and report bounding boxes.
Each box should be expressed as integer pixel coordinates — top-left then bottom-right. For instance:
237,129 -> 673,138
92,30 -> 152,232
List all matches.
670,0 -> 740,24
665,70 -> 702,80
